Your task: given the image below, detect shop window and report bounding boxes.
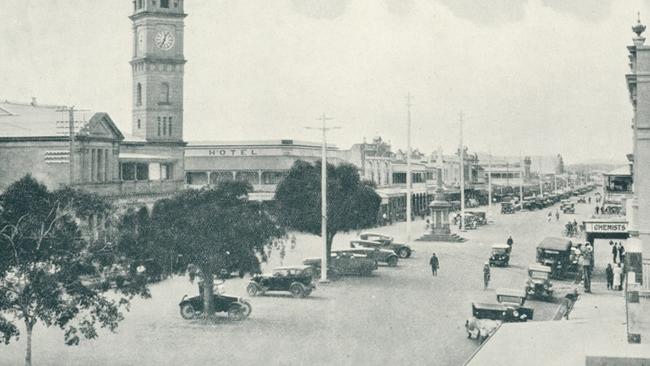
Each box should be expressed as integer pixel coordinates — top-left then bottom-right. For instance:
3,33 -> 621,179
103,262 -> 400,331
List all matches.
262,171 -> 285,185
186,172 -> 208,186
136,163 -> 149,181
121,163 -> 136,181
210,171 -> 233,185
235,171 -> 258,184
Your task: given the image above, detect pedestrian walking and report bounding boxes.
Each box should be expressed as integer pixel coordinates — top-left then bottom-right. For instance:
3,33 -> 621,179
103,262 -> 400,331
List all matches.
595,206 -> 600,215
506,235 -> 514,249
619,244 -> 626,264
382,213 -> 388,226
613,263 -> 623,290
605,264 -> 614,290
611,242 -> 618,263
547,211 -> 552,222
555,210 -> 560,221
290,234 -> 297,250
483,262 -> 491,290
588,197 -> 592,204
425,218 -> 430,230
429,253 -> 439,277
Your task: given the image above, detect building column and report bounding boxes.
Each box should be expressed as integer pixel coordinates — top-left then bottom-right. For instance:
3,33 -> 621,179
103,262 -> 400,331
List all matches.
258,170 -> 263,186
232,171 -> 236,180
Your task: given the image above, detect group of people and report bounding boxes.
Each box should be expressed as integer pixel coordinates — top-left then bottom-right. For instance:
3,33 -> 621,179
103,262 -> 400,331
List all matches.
564,219 -> 580,237
605,263 -> 625,291
609,240 -> 625,264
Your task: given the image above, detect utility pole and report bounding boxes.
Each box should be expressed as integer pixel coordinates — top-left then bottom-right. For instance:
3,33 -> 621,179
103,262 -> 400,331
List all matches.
554,174 -> 558,192
488,152 -> 492,221
459,112 -> 465,231
519,154 -> 524,204
57,106 -> 86,185
305,114 -> 340,283
406,93 -> 413,242
539,168 -> 543,196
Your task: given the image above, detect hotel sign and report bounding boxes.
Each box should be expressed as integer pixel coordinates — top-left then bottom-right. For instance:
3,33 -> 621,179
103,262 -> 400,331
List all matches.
584,221 -> 628,233
186,148 -> 264,157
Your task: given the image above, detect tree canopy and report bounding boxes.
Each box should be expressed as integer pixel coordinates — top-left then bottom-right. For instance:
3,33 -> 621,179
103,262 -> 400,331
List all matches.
274,160 -> 381,256
147,180 -> 285,316
0,175 -> 149,366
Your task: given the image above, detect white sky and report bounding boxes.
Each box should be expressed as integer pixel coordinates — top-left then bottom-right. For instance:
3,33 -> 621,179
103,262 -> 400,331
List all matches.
0,0 -> 646,164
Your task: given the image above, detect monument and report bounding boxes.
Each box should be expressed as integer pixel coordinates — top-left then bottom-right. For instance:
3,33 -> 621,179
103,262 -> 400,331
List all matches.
417,150 -> 465,242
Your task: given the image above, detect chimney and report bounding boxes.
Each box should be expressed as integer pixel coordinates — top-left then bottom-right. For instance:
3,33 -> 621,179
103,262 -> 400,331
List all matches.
31,97 -> 37,106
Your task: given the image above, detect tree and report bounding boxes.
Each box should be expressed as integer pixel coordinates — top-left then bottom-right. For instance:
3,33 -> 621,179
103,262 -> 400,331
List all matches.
0,175 -> 149,366
148,180 -> 285,318
275,160 -> 382,258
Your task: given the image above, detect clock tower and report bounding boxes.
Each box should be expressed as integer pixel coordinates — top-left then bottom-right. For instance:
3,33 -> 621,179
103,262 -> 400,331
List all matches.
130,0 -> 186,143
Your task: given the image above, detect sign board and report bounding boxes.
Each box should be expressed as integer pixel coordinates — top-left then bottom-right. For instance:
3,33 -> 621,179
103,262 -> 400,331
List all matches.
583,221 -> 628,233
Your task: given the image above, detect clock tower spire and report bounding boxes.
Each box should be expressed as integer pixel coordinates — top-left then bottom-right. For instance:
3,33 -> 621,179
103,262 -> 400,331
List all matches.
130,0 -> 186,143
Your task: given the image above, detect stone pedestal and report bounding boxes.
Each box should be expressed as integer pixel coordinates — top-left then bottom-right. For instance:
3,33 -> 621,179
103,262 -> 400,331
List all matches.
416,166 -> 465,242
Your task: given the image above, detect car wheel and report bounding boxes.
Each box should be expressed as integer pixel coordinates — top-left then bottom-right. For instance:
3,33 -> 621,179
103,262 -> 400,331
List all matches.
246,283 -> 259,297
290,283 -> 305,298
398,248 -> 410,259
179,304 -> 195,320
239,300 -> 252,318
228,304 -> 245,321
387,256 -> 398,267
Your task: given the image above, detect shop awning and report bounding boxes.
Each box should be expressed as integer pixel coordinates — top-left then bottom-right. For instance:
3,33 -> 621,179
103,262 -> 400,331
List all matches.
118,153 -> 175,162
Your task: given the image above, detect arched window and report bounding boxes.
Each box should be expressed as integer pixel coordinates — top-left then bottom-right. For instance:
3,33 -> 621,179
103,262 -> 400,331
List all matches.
136,83 -> 142,106
160,82 -> 170,104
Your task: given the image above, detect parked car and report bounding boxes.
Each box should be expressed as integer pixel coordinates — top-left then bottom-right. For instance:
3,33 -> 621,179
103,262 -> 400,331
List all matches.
577,197 -> 587,204
522,198 -> 541,211
247,266 -> 316,298
179,281 -> 252,321
465,292 -> 533,344
466,211 -> 487,225
561,203 -> 575,214
345,241 -> 399,267
302,251 -> 377,277
536,237 -> 577,279
357,232 -> 414,258
525,264 -> 553,300
501,202 -> 515,214
489,244 -> 511,267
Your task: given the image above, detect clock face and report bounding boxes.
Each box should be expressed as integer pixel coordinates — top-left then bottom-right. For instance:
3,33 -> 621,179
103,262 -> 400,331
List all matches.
155,30 -> 175,50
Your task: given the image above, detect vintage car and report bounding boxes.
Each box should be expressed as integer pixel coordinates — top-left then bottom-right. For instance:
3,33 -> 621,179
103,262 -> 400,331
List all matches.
522,198 -> 541,211
179,281 -> 252,321
246,266 -> 316,298
357,233 -> 413,258
496,288 -> 530,310
489,244 -> 511,267
560,200 -> 575,214
345,241 -> 399,267
577,196 -> 587,204
465,211 -> 487,226
501,202 -> 515,214
302,251 -> 376,277
525,264 -> 553,300
536,237 -> 577,279
465,297 -> 533,343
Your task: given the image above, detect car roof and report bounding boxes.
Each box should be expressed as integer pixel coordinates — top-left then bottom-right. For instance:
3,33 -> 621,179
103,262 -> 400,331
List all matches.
472,302 -> 507,311
272,265 -> 312,271
528,264 -> 552,273
496,288 -> 526,298
359,232 -> 391,239
537,237 -> 572,251
491,244 -> 510,249
351,239 -> 382,245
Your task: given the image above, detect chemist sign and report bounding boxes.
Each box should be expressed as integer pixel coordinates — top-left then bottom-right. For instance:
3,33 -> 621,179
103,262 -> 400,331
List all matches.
584,221 -> 628,233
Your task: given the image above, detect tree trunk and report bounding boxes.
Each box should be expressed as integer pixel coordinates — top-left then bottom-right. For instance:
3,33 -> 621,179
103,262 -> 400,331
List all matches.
24,320 -> 33,366
201,272 -> 215,319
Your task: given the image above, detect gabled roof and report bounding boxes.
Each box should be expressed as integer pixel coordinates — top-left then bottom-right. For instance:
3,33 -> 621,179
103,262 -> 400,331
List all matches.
0,100 -> 123,141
